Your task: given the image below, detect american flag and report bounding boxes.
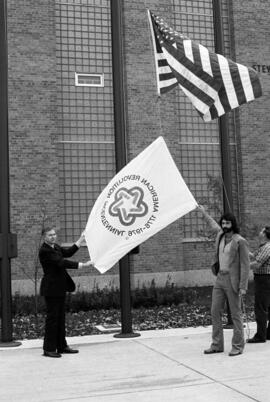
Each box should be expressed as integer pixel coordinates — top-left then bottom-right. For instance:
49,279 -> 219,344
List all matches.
148,10 -> 262,122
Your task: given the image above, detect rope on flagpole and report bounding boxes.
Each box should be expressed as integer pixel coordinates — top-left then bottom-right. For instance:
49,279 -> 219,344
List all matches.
144,4 -> 165,137
219,173 -> 232,212
146,7 -> 161,98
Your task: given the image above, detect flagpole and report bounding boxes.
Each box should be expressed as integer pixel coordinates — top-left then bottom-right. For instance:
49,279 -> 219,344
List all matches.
212,0 -> 233,214
212,0 -> 234,328
0,0 -> 20,346
110,0 -> 139,338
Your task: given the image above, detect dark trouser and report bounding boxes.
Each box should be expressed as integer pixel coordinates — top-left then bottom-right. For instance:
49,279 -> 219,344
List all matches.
43,296 -> 68,352
254,274 -> 270,341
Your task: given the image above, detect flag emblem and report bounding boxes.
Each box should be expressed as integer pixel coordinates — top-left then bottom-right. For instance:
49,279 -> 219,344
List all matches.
102,178 -> 158,235
108,186 -> 149,226
148,10 -> 262,122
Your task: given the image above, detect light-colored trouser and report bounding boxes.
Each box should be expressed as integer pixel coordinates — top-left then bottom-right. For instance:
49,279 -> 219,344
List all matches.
210,272 -> 244,352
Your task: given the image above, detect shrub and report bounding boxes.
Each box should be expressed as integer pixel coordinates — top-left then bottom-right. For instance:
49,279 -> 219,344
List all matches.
7,282 -> 218,316
12,293 -> 46,315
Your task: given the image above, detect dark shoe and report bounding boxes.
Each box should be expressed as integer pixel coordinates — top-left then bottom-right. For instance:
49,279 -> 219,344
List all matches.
58,346 -> 79,354
223,323 -> 234,329
204,347 -> 223,354
247,337 -> 266,343
43,350 -> 62,358
229,349 -> 242,356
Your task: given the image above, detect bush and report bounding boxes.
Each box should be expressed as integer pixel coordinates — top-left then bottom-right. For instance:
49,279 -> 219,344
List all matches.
12,293 -> 46,315
66,285 -> 121,311
8,281 -> 217,316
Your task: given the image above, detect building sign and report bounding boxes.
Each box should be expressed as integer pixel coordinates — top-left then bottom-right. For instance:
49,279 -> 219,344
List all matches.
252,64 -> 270,74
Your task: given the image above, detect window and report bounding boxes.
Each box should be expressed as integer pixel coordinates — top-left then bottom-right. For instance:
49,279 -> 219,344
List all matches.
75,72 -> 104,87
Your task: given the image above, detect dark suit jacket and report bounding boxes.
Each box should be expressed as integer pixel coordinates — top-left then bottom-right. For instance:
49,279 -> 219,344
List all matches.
39,242 -> 79,297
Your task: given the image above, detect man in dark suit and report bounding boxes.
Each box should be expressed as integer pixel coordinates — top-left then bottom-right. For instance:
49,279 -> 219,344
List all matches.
39,226 -> 92,358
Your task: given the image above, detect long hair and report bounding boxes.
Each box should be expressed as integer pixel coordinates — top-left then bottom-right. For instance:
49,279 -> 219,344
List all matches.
219,213 -> 239,234
264,226 -> 270,240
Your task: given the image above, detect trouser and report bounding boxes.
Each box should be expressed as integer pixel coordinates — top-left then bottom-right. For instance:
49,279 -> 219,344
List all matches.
210,272 -> 244,352
254,274 -> 270,341
43,296 -> 68,352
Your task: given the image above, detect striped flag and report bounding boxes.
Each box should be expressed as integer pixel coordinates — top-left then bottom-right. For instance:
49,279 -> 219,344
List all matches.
148,10 -> 262,122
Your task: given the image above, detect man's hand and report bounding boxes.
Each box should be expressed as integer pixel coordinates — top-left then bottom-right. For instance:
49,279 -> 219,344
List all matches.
76,231 -> 85,247
79,260 -> 94,269
83,260 -> 93,268
196,204 -> 206,214
239,289 -> 246,297
196,204 -> 211,220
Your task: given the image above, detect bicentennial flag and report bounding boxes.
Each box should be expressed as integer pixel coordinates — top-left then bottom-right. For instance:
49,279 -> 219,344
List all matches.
148,10 -> 262,122
84,137 -> 197,273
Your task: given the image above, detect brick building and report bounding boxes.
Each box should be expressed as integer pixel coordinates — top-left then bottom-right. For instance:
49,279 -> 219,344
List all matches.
6,0 -> 270,295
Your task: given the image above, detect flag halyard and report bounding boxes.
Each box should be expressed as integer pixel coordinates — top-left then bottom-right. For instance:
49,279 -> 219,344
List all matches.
148,9 -> 178,95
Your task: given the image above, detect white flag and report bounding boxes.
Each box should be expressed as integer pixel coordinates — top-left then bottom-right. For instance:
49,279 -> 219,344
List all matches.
85,137 -> 197,273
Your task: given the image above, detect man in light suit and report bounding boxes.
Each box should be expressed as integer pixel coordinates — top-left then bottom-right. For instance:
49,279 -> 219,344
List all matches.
198,206 -> 250,356
39,226 -> 93,358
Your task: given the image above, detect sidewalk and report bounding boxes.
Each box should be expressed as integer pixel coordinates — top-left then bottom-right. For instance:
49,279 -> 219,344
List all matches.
0,322 -> 267,402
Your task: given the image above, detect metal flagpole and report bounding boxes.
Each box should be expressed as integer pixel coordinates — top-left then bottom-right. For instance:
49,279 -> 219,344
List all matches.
0,0 -> 20,346
212,0 -> 233,214
110,0 -> 139,338
212,0 -> 234,328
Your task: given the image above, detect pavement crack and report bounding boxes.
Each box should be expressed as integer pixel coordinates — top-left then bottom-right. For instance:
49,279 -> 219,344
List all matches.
134,339 -> 260,402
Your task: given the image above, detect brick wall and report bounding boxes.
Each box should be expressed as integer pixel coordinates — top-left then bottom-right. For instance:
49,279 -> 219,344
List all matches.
122,0 -> 215,281
7,0 -> 270,293
123,0 -> 270,282
8,0 -> 60,280
231,0 -> 270,248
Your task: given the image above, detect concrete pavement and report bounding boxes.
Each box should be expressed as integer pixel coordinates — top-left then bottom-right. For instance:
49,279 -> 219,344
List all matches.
0,322 -> 268,402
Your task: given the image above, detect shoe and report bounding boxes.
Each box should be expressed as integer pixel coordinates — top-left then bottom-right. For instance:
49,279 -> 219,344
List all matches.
58,346 -> 79,354
223,324 -> 234,329
204,347 -> 223,354
43,351 -> 62,358
247,337 -> 266,343
228,350 -> 242,356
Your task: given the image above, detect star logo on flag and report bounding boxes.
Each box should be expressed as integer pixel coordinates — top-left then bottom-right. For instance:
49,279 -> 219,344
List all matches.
108,186 -> 148,226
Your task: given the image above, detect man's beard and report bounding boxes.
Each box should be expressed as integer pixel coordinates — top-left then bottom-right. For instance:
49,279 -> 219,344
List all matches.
222,227 -> 232,233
